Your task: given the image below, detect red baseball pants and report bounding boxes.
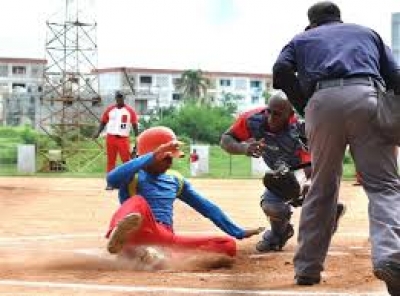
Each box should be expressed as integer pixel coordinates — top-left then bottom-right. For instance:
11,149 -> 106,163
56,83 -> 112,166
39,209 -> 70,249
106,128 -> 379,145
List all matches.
106,134 -> 131,172
106,196 -> 237,257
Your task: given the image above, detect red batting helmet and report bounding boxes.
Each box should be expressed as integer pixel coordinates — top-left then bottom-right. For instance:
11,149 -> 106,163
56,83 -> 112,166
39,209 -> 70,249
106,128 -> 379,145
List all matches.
136,126 -> 184,158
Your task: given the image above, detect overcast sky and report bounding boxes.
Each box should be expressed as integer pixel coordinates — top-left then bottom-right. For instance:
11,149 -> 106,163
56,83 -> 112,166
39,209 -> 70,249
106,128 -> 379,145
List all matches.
0,0 -> 398,73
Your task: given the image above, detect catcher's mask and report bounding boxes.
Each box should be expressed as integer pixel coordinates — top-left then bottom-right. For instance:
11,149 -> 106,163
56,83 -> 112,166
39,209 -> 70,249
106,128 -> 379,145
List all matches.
136,126 -> 184,158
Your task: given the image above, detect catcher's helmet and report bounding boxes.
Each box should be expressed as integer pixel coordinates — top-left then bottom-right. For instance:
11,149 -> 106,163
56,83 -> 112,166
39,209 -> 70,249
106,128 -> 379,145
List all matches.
136,126 -> 184,158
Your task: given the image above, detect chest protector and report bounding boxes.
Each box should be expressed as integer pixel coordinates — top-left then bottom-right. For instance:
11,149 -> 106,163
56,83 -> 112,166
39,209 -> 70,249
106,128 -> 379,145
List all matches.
246,110 -> 306,170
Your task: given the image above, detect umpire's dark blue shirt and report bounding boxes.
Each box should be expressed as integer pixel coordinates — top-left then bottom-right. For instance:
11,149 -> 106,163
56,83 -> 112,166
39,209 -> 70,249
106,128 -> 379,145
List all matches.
273,22 -> 399,99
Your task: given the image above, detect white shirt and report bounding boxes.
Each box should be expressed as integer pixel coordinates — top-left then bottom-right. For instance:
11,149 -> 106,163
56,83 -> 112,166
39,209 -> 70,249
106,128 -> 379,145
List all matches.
102,104 -> 138,137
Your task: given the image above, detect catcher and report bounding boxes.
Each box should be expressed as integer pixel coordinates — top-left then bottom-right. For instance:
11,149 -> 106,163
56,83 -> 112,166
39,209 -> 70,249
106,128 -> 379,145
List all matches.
220,92 -> 346,252
105,126 -> 264,262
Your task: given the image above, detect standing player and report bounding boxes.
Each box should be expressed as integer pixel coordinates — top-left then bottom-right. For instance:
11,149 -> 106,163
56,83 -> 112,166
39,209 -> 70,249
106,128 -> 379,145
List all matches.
220,92 -> 345,253
105,126 -> 264,260
93,91 -> 139,190
189,149 -> 200,177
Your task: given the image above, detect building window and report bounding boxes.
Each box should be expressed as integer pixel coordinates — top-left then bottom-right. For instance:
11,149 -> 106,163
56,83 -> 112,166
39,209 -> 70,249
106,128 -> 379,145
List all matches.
140,76 -> 152,84
0,65 -> 8,77
12,66 -> 26,75
250,80 -> 261,88
251,96 -> 260,104
12,83 -> 26,92
172,93 -> 181,100
135,100 -> 148,114
220,79 -> 231,87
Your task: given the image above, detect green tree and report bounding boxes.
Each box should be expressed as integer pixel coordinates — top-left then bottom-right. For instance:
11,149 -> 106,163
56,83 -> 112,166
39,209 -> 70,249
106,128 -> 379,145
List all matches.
263,90 -> 272,104
141,104 -> 234,144
176,69 -> 210,104
220,92 -> 241,114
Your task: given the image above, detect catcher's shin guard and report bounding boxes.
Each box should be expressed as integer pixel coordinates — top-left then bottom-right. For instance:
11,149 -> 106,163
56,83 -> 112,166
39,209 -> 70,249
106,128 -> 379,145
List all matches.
107,213 -> 142,254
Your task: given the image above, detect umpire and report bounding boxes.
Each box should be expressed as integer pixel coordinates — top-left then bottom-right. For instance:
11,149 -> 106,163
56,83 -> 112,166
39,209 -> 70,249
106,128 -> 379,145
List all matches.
220,92 -> 345,253
273,1 -> 400,293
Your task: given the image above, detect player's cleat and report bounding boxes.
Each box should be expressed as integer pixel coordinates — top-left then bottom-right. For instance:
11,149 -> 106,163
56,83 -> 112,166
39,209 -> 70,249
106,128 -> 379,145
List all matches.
373,261 -> 400,295
332,202 -> 346,233
136,246 -> 166,271
119,246 -> 167,271
256,224 -> 294,252
107,213 -> 142,254
295,274 -> 321,286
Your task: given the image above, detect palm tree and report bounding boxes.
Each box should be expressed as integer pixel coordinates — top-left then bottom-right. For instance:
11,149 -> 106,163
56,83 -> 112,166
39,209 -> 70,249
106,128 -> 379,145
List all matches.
176,69 -> 210,104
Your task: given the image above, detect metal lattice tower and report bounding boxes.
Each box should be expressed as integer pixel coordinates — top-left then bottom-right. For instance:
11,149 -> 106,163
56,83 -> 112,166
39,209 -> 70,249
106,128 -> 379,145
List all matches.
39,0 -> 103,172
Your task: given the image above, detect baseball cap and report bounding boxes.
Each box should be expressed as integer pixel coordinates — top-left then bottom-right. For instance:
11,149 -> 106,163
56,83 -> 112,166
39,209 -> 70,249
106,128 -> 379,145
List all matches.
115,91 -> 124,99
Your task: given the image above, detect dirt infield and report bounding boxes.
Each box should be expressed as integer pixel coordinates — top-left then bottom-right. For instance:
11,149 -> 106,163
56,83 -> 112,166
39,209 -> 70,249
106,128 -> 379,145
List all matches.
0,177 -> 389,295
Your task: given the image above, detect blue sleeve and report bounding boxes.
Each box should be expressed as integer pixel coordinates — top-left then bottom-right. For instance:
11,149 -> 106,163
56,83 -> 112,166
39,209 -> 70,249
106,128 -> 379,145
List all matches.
274,42 -> 297,71
273,41 -> 308,116
178,180 -> 246,239
107,153 -> 154,189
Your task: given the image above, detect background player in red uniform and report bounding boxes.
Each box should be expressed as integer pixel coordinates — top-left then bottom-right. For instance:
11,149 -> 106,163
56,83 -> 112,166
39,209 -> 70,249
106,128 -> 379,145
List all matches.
93,91 -> 139,189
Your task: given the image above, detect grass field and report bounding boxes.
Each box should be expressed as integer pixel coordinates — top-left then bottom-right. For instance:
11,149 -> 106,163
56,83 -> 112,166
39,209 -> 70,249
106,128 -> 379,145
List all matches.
0,142 -> 357,179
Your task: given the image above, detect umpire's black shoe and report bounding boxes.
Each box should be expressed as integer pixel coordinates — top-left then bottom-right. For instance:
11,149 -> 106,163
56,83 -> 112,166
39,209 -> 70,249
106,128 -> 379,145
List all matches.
373,261 -> 400,296
295,275 -> 321,286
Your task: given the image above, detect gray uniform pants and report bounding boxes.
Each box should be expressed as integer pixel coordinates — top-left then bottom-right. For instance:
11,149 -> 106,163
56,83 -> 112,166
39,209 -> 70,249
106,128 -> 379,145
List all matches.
294,84 -> 400,277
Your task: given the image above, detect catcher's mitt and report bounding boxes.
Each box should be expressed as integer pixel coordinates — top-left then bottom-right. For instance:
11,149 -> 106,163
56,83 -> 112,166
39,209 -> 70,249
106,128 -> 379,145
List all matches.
263,168 -> 302,206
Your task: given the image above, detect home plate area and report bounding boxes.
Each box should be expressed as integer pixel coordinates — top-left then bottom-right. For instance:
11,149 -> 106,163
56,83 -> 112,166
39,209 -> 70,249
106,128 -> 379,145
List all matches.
0,177 -> 390,295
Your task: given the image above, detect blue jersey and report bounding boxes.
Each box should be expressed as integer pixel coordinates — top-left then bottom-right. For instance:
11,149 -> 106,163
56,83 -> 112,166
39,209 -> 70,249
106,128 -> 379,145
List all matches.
107,153 -> 246,239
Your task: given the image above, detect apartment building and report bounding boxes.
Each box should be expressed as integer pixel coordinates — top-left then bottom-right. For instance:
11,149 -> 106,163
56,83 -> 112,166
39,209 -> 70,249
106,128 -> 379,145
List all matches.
0,58 -> 273,126
95,67 -> 272,114
0,58 -> 45,93
0,58 -> 46,125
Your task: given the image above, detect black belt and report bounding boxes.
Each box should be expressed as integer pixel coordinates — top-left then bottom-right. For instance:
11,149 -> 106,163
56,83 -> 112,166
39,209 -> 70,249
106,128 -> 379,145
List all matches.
109,134 -> 127,138
315,76 -> 374,91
